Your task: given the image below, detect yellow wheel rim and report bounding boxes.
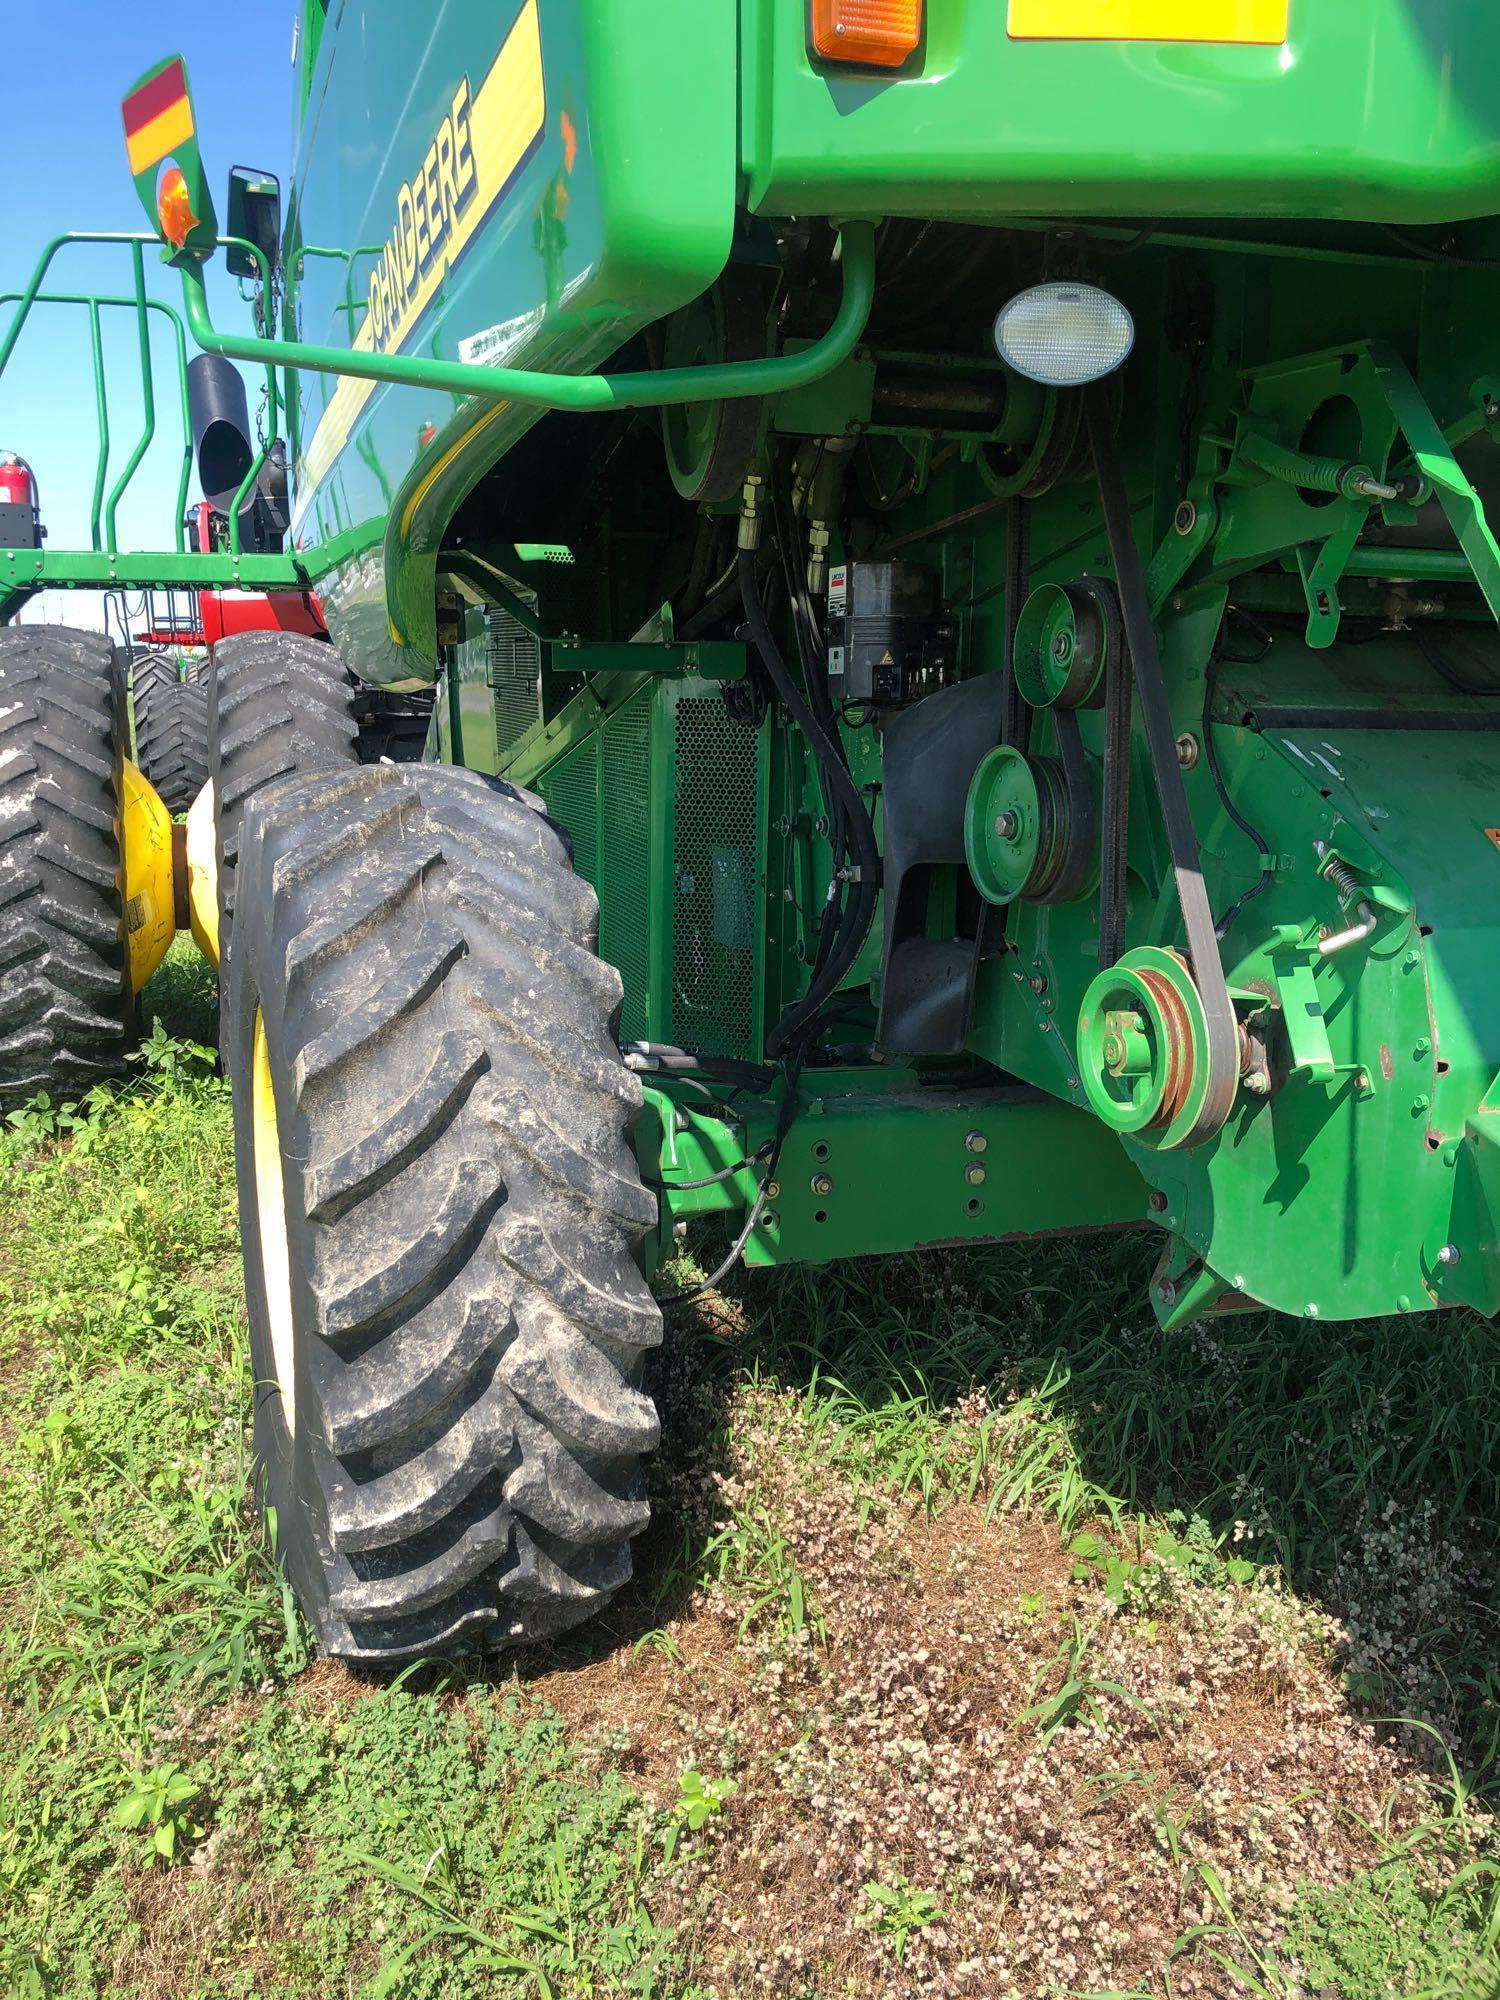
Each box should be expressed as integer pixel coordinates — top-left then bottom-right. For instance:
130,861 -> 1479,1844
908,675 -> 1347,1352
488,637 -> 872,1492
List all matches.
251,1010 -> 297,1439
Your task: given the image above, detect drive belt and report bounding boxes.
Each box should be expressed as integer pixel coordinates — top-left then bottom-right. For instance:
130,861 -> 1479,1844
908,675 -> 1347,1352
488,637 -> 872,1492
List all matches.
1085,387 -> 1238,1148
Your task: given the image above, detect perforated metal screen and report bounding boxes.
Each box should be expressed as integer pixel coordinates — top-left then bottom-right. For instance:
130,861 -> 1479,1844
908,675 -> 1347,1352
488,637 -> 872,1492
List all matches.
536,679 -> 763,1058
670,692 -> 760,1059
487,606 -> 541,760
539,739 -> 598,887
600,689 -> 654,1044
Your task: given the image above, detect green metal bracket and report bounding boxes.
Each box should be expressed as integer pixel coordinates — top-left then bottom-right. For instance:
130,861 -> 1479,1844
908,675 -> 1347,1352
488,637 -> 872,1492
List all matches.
176,223 -> 877,418
1150,1234 -> 1243,1331
1170,342 -> 1500,648
1266,942 -> 1336,1082
441,552 -> 546,639
554,638 -> 745,681
1368,341 -> 1500,630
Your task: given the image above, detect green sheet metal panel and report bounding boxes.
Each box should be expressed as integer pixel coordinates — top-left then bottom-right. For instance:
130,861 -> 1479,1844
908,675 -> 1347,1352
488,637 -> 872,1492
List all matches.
285,0 -> 736,670
741,0 -> 1500,225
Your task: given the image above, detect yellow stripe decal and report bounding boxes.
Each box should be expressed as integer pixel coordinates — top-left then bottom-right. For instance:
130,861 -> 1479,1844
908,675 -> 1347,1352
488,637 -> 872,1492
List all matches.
1008,0 -> 1287,42
296,0 -> 546,505
125,97 -> 194,177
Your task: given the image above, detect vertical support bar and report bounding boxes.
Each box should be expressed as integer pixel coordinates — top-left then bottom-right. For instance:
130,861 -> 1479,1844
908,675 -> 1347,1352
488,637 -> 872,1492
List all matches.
104,241 -> 157,552
164,303 -> 192,552
87,302 -> 109,554
224,239 -> 281,558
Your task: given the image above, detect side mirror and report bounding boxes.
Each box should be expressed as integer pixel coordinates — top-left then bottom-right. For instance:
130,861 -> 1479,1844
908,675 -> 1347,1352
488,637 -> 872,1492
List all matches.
225,166 -> 280,280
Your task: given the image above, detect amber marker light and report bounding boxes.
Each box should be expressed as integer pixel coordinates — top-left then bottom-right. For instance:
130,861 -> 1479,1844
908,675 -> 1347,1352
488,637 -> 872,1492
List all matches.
157,165 -> 199,250
810,0 -> 923,68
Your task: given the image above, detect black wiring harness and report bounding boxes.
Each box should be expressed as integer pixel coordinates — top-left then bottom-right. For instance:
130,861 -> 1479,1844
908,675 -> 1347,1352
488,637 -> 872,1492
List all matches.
651,485 -> 884,1309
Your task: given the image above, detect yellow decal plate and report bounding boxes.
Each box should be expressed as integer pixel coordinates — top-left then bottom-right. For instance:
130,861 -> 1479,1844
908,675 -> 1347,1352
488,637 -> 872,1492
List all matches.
296,0 -> 546,503
1008,0 -> 1287,42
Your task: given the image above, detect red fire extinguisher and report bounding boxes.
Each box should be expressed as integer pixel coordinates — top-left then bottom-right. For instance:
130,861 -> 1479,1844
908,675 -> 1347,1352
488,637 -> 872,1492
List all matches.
0,453 -> 43,550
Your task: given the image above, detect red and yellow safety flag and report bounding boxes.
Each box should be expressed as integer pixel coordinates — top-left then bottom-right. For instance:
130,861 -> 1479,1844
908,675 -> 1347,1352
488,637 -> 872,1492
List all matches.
122,59 -> 195,178
121,54 -> 216,258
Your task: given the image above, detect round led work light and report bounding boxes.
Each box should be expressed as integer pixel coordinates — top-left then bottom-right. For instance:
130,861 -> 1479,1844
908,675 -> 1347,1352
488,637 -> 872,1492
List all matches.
993,282 -> 1135,389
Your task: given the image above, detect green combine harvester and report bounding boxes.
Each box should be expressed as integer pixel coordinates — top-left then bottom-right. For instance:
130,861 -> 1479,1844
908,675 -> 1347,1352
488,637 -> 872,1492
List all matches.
2,0 -> 1498,1660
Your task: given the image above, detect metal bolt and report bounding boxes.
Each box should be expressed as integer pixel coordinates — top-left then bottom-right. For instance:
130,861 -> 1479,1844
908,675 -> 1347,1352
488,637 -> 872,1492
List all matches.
965,1131 -> 988,1154
1413,1094 -> 1430,1113
1051,632 -> 1071,659
1174,500 -> 1198,536
811,1172 -> 834,1197
765,1181 -> 780,1201
1414,1036 -> 1432,1058
1175,732 -> 1200,770
1029,974 -> 1047,996
964,1163 -> 987,1187
996,809 -> 1020,840
673,1220 -> 689,1238
1148,1190 -> 1168,1213
1158,1278 -> 1178,1306
1438,1242 -> 1461,1268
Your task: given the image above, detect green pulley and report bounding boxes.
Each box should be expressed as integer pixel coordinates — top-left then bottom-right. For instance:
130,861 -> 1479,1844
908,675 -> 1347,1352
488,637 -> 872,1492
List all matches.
965,743 -> 1097,905
1076,946 -> 1217,1152
1013,581 -> 1108,711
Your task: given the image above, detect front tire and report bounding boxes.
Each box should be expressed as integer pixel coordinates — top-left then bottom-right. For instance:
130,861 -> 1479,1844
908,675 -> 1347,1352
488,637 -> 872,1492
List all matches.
229,762 -> 662,1661
0,627 -> 132,1110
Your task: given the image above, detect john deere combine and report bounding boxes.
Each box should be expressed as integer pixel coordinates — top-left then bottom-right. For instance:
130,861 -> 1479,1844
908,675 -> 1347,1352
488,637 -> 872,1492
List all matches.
3,0 -> 1499,1659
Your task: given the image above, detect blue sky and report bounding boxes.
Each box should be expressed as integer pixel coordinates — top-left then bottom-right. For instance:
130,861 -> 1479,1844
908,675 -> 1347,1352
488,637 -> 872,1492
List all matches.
0,0 -> 291,601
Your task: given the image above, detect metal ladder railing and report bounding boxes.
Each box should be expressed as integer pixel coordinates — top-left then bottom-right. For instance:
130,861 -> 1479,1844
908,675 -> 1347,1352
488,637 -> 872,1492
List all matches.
0,231 -> 282,560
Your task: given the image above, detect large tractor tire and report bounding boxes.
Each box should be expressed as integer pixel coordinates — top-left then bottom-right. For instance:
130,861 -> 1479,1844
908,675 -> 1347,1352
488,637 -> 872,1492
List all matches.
207,630 -> 359,959
0,627 -> 133,1111
132,653 -> 211,814
227,761 -> 661,1661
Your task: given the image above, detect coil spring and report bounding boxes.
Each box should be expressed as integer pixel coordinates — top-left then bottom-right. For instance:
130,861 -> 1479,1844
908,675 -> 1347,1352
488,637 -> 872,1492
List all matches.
1323,855 -> 1361,905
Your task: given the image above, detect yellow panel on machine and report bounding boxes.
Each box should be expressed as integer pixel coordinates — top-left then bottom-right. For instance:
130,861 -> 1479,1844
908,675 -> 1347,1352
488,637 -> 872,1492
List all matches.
1006,0 -> 1287,42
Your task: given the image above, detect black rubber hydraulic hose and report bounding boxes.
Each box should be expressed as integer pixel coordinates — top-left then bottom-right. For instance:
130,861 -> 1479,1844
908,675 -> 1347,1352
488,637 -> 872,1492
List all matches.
738,551 -> 880,1056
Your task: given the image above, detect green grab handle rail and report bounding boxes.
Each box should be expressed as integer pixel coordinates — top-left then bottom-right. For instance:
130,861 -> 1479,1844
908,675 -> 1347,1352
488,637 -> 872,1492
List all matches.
0,290 -> 197,553
103,241 -> 157,553
85,301 -> 109,553
0,232 -> 286,559
178,223 -> 878,417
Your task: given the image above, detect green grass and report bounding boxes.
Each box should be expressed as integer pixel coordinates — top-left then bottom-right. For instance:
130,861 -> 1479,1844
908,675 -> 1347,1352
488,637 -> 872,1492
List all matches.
2,942 -> 1498,1996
